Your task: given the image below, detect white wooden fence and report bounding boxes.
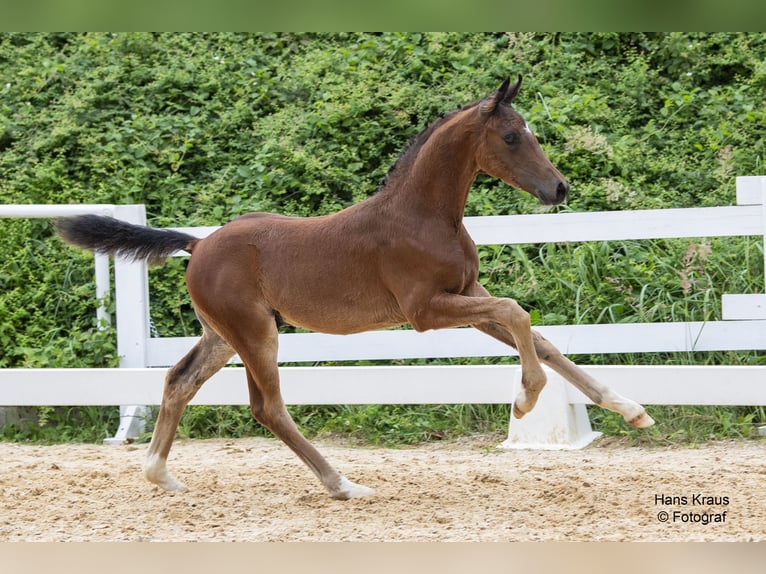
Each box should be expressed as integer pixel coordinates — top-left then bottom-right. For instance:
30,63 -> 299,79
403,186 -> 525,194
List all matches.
1,175 -> 765,447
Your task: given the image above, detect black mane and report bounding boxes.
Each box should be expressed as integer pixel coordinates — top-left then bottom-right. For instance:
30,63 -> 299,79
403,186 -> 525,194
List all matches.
377,99 -> 482,191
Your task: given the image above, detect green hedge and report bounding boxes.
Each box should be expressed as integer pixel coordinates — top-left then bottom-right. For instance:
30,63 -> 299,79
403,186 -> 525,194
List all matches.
1,33 -> 765,442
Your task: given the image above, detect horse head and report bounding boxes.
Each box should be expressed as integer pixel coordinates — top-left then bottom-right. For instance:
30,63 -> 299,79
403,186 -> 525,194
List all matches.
476,76 -> 569,206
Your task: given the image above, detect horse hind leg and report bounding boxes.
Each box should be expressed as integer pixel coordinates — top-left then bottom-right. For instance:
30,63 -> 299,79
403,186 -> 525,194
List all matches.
531,330 -> 654,428
144,322 -> 235,491
245,369 -> 373,499
474,322 -> 654,428
230,309 -> 373,499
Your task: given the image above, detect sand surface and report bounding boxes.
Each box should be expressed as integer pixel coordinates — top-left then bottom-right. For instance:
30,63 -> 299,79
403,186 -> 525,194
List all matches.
1,435 -> 763,542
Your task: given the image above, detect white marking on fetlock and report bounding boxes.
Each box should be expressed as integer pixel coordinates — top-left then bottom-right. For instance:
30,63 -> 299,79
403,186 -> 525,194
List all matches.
144,453 -> 188,492
330,476 -> 375,500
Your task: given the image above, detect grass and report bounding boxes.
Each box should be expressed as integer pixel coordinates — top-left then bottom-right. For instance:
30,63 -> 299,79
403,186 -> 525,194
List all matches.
0,406 -> 120,444
7,401 -> 764,448
170,403 -> 510,447
590,405 -> 765,446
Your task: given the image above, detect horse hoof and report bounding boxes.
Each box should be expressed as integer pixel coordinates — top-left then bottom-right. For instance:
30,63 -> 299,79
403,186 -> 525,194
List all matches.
628,411 -> 655,429
331,476 -> 375,500
512,389 -> 536,419
147,473 -> 188,492
144,461 -> 188,492
512,403 -> 527,419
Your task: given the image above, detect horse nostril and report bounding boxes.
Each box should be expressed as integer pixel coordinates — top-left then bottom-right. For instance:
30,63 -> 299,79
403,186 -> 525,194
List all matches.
556,181 -> 569,203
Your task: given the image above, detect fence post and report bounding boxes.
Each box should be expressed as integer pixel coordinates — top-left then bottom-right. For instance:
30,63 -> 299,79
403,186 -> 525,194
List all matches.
103,205 -> 151,445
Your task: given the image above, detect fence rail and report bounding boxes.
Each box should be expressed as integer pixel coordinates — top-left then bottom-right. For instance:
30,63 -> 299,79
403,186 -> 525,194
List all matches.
1,364 -> 764,407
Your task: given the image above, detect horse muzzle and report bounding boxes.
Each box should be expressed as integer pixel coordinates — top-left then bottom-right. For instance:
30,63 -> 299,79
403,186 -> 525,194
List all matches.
537,180 -> 569,206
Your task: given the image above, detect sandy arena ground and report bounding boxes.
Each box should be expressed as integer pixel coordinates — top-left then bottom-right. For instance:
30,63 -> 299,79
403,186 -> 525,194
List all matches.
0,434 -> 763,542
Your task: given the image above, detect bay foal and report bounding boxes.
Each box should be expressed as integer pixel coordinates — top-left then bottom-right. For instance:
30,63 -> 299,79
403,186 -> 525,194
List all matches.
58,77 -> 653,499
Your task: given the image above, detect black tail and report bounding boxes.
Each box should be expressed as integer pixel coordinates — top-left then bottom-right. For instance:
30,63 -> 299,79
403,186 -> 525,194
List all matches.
55,215 -> 198,265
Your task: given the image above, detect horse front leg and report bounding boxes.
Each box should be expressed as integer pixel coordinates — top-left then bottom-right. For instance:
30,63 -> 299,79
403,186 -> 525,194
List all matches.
403,287 -> 547,418
462,282 -> 653,427
530,330 -> 654,428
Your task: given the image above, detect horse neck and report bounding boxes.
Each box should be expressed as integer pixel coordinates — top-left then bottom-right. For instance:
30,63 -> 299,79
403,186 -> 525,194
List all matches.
384,116 -> 480,227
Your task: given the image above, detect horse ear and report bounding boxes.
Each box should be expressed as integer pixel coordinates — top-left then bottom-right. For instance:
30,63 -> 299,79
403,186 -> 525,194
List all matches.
480,75 -> 521,115
503,75 -> 522,105
480,77 -> 509,115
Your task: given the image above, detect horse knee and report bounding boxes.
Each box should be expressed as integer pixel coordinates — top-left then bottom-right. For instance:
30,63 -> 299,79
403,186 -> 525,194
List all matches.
505,298 -> 531,330
247,387 -> 285,425
252,397 -> 291,428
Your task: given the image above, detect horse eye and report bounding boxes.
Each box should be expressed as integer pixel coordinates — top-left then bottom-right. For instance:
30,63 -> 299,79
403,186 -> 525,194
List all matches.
503,133 -> 517,145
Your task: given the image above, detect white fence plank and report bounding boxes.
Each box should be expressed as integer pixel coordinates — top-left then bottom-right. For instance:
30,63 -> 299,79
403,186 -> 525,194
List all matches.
3,364 -> 766,406
0,366 -> 513,405
169,205 -> 764,254
722,294 -> 766,320
143,320 -> 766,367
465,206 -> 764,245
564,365 -> 766,406
736,176 -> 765,205
0,204 -> 116,218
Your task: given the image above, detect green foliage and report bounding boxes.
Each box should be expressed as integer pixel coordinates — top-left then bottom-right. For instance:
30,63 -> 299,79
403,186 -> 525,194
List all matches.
1,33 -> 765,444
590,405 -> 765,444
0,218 -> 118,367
1,405 -> 119,443
479,236 -> 764,330
167,403 -> 508,447
288,403 -> 509,446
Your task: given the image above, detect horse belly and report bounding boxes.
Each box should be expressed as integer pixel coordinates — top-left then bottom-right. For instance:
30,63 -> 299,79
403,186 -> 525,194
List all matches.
256,236 -> 405,334
266,266 -> 406,335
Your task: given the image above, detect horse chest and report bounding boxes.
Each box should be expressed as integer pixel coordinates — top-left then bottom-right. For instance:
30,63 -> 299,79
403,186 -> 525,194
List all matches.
451,241 -> 480,293
389,230 -> 479,295
440,229 -> 481,292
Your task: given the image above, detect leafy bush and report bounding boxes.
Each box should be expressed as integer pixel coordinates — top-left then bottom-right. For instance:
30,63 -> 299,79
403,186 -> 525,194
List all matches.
1,33 -> 765,443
